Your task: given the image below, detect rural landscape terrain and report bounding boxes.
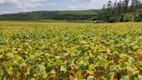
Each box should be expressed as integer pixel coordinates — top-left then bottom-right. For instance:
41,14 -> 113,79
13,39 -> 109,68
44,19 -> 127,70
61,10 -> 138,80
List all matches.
0,0 -> 142,80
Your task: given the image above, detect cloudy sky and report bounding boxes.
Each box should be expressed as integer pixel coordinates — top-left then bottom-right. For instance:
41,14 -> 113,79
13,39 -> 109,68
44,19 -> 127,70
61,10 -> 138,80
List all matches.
0,0 -> 118,14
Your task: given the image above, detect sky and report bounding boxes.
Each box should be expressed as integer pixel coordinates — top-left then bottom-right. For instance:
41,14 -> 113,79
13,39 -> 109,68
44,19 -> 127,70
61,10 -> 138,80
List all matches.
0,0 -> 118,14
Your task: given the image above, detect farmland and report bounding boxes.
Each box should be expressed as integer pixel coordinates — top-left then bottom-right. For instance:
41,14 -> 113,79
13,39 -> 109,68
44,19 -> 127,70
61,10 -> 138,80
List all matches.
0,21 -> 142,80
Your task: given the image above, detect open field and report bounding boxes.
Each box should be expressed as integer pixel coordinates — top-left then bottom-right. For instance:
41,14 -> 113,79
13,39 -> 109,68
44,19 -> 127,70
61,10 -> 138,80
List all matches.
0,21 -> 142,80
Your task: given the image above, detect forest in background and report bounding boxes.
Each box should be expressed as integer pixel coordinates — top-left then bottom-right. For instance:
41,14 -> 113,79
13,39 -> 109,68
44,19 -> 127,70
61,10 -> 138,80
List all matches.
97,0 -> 142,22
0,10 -> 97,21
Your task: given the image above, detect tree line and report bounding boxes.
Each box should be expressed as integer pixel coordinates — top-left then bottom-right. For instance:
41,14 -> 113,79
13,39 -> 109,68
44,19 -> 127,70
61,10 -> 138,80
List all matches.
97,0 -> 142,22
0,10 -> 97,21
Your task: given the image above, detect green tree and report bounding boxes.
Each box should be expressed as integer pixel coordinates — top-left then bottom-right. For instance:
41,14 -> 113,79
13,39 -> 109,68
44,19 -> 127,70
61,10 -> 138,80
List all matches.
130,0 -> 141,12
117,0 -> 123,15
106,0 -> 114,21
113,0 -> 118,15
101,4 -> 107,21
123,0 -> 129,13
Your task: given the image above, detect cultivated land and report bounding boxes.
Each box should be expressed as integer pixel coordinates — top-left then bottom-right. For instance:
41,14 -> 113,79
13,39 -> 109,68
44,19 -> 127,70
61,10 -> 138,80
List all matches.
0,21 -> 142,80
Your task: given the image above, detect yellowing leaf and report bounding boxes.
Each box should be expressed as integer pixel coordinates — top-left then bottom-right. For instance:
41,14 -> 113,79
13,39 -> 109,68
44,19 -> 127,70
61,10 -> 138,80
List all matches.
137,49 -> 142,66
73,65 -> 78,70
138,49 -> 142,58
8,66 -> 13,75
118,59 -> 124,64
127,66 -> 137,76
24,67 -> 30,76
135,69 -> 140,73
89,53 -> 94,57
106,48 -> 110,53
86,70 -> 94,75
106,48 -> 112,56
110,74 -> 115,80
33,74 -> 38,77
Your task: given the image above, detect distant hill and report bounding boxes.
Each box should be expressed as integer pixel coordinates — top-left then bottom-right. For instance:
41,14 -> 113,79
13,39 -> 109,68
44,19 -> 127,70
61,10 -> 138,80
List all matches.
0,10 -> 98,21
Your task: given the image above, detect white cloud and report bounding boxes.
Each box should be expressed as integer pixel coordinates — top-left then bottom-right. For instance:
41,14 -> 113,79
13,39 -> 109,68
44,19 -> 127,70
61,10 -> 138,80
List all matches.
68,5 -> 85,10
68,5 -> 80,9
70,0 -> 122,10
0,0 -> 128,13
0,10 -> 13,14
46,2 -> 57,6
0,0 -> 47,10
73,0 -> 92,2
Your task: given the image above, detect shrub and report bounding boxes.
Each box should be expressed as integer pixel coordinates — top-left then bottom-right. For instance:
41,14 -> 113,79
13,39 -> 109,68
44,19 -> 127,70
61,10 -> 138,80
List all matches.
122,13 -> 134,22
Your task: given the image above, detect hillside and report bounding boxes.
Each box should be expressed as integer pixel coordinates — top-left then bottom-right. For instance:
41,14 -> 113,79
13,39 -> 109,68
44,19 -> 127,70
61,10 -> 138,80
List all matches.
0,10 -> 97,21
